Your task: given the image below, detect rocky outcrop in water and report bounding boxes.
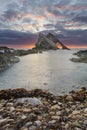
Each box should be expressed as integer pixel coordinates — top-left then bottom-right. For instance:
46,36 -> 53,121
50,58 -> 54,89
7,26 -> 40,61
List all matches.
35,33 -> 58,50
71,50 -> 87,63
35,33 -> 70,50
0,48 -> 20,71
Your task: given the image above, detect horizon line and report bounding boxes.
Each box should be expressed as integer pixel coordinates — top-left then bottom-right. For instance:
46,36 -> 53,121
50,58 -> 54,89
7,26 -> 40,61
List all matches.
0,44 -> 87,49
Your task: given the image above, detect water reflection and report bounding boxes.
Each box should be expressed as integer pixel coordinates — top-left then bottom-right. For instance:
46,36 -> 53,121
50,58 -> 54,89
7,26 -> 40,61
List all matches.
0,50 -> 87,94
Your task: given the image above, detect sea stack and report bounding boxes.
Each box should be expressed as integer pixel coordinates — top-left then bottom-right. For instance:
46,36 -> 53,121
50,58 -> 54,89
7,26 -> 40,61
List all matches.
35,32 -> 70,50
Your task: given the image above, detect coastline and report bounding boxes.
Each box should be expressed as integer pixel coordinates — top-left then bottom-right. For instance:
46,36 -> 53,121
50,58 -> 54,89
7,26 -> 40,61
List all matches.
0,53 -> 20,72
0,88 -> 87,130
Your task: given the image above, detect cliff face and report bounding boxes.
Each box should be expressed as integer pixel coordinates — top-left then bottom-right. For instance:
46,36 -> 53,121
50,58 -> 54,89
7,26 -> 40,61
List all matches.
35,33 -> 70,50
36,33 -> 58,50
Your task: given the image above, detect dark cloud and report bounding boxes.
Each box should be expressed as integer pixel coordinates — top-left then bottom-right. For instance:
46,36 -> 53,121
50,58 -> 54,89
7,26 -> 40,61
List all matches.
56,29 -> 87,46
7,2 -> 20,10
73,16 -> 87,23
0,29 -> 37,46
1,9 -> 21,21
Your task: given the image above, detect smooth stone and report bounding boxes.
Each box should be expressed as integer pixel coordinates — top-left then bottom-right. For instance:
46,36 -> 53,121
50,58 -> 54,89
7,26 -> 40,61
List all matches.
66,95 -> 73,101
25,122 -> 32,127
21,128 -> 28,130
0,118 -> 8,125
23,108 -> 31,113
0,115 -> 2,119
51,116 -> 60,120
28,113 -> 37,121
53,100 -> 57,104
56,111 -> 62,116
84,113 -> 87,117
48,120 -> 56,124
37,116 -> 43,120
29,126 -> 38,130
74,128 -> 83,130
84,108 -> 87,113
21,115 -> 27,119
83,120 -> 87,126
7,103 -> 13,106
7,119 -> 14,123
50,105 -> 61,110
61,122 -> 65,125
49,111 -> 55,115
72,110 -> 80,115
10,107 -> 15,112
34,120 -> 42,126
65,123 -> 69,129
72,121 -> 82,128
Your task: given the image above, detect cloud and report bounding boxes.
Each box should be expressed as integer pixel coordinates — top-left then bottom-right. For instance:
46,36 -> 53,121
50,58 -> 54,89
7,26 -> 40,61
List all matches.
0,29 -> 37,46
0,0 -> 87,47
56,29 -> 87,46
73,16 -> 87,23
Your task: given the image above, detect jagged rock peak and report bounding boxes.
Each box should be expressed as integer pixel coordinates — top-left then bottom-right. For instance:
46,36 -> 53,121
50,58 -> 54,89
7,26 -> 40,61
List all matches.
35,32 -> 70,50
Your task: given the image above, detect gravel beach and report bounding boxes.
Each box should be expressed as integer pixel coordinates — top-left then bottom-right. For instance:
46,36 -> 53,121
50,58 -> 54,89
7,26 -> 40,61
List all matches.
0,88 -> 87,130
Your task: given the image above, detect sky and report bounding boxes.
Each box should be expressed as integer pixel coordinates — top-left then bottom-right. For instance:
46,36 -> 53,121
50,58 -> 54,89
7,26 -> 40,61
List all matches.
0,0 -> 87,49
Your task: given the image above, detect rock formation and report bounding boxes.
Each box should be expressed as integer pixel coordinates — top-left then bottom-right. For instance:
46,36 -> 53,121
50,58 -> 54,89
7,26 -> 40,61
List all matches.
36,33 -> 58,50
35,33 -> 70,50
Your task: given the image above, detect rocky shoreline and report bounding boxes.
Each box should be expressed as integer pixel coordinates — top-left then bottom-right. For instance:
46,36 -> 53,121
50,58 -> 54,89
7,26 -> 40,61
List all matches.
0,51 -> 20,72
0,88 -> 87,130
71,50 -> 87,63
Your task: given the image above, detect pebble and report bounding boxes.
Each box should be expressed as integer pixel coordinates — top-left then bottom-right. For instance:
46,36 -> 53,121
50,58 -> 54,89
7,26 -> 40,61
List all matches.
25,122 -> 32,127
65,123 -> 69,129
72,110 -> 80,115
56,111 -> 62,116
10,107 -> 15,112
48,120 -> 56,124
34,120 -> 42,126
66,95 -> 73,101
83,120 -> 87,126
51,116 -> 60,120
23,108 -> 31,113
84,108 -> 87,113
21,115 -> 27,119
0,88 -> 86,130
72,121 -> 82,128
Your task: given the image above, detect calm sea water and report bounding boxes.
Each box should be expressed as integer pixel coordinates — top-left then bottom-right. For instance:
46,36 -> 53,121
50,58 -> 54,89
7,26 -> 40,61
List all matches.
0,49 -> 87,94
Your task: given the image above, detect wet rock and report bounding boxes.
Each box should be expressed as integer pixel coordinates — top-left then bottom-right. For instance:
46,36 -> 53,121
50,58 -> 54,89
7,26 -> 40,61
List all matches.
21,115 -> 27,120
25,122 -> 32,127
51,116 -> 60,120
48,120 -> 56,124
73,88 -> 86,101
83,120 -> 87,127
34,120 -> 42,126
56,111 -> 62,116
23,108 -> 31,113
50,105 -> 60,110
0,118 -> 8,126
29,125 -> 38,130
84,108 -> 87,113
72,121 -> 82,128
28,113 -> 37,121
72,110 -> 80,115
66,95 -> 73,101
65,123 -> 70,129
10,107 -> 15,112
